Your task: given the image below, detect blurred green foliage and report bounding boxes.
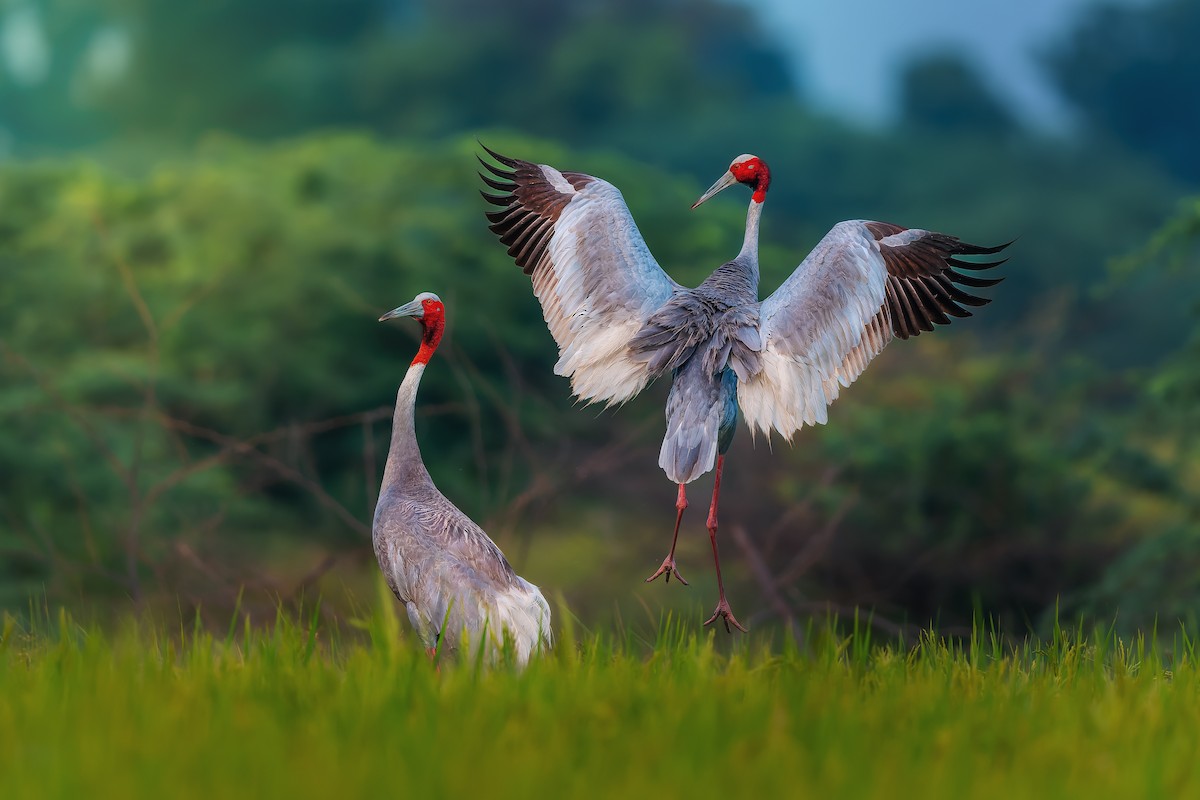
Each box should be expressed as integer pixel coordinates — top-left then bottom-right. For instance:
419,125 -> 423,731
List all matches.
898,53 -> 1018,137
0,131 -> 1193,633
0,0 -> 793,152
0,0 -> 1199,634
1045,0 -> 1200,183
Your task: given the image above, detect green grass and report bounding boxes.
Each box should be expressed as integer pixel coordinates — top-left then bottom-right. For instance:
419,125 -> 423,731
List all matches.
2,595 -> 1199,799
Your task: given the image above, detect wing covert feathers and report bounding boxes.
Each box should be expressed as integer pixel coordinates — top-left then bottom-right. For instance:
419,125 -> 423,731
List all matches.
480,147 -> 679,406
738,220 -> 1005,439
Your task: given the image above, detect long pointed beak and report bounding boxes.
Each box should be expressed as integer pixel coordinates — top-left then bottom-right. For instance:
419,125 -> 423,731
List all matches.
692,170 -> 738,209
379,300 -> 424,322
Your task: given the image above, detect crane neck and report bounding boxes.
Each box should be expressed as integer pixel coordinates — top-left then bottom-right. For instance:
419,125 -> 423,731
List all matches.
380,361 -> 430,493
379,310 -> 445,495
737,196 -> 764,267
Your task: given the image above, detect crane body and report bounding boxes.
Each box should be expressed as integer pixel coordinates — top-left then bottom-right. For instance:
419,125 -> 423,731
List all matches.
480,148 -> 1005,631
374,292 -> 552,664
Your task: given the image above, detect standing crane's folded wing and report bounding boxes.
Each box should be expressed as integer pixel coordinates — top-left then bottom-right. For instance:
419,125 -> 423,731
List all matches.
480,147 -> 681,406
737,220 -> 1007,440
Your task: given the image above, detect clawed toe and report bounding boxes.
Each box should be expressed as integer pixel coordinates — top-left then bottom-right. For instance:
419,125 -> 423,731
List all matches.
703,598 -> 748,633
645,557 -> 688,585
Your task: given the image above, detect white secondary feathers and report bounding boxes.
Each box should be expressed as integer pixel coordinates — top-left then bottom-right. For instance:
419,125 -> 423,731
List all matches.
525,168 -> 680,406
737,221 -> 894,440
507,168 -> 900,437
482,149 -> 1004,458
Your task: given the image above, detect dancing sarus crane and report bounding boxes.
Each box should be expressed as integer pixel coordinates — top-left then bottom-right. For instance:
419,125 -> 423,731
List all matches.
479,148 -> 1005,632
374,291 -> 552,664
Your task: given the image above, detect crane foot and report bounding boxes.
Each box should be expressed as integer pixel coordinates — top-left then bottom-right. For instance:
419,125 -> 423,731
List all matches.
703,597 -> 748,633
644,556 -> 688,585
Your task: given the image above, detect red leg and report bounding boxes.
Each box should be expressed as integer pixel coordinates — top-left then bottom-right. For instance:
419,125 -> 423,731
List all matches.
645,483 -> 689,585
702,456 -> 748,633
427,629 -> 442,671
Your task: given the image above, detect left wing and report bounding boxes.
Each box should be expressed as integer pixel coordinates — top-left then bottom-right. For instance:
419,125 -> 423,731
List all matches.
479,147 -> 681,405
737,220 -> 1006,439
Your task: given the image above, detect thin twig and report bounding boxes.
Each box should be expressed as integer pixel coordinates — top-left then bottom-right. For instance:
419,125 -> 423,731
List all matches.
93,211 -> 162,604
158,415 -> 371,538
363,418 -> 378,518
772,496 -> 851,588
729,523 -> 799,642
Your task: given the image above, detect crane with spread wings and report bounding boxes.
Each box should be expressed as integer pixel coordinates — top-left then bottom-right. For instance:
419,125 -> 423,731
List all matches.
479,147 -> 1006,632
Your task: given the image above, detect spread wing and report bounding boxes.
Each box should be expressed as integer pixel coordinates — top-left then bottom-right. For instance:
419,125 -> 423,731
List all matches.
480,147 -> 681,405
737,220 -> 1006,439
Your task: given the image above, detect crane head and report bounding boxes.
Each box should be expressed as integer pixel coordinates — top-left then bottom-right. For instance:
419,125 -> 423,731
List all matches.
380,292 -> 446,366
692,154 -> 771,209
379,291 -> 443,322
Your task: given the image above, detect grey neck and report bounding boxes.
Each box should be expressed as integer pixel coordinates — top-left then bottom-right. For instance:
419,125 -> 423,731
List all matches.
380,361 -> 429,492
729,197 -> 758,287
737,198 -> 763,267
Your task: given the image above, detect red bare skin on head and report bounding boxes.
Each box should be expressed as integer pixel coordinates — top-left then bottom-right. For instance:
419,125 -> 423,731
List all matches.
730,157 -> 771,204
412,299 -> 446,366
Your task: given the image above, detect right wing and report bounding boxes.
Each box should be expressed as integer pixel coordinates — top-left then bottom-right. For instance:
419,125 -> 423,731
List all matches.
737,220 -> 1006,440
480,147 -> 681,405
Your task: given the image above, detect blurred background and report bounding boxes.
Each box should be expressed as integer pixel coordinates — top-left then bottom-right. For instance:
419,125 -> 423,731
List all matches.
2,0 -> 1199,638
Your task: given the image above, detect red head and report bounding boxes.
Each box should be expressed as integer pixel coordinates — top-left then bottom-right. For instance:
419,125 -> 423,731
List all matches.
378,291 -> 446,366
692,154 -> 772,208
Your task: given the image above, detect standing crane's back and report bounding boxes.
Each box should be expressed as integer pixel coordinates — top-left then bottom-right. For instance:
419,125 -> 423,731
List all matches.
373,292 -> 551,664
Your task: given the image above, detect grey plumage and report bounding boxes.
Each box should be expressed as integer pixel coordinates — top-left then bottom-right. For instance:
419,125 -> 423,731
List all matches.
480,148 -> 1005,631
629,258 -> 762,483
480,149 -> 1005,477
373,292 -> 551,664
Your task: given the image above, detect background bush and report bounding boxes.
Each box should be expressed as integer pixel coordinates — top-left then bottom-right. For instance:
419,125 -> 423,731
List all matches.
2,0 -> 1199,635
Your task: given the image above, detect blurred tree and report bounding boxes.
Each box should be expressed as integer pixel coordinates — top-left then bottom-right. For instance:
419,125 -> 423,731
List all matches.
92,0 -> 394,139
0,133 -> 724,604
0,0 -> 1196,629
349,0 -> 798,152
0,1 -> 112,149
1044,0 -> 1200,183
0,134 -> 1187,629
1069,196 -> 1200,627
1,0 -> 798,153
757,346 -> 1143,633
1124,197 -> 1200,433
897,52 -> 1018,136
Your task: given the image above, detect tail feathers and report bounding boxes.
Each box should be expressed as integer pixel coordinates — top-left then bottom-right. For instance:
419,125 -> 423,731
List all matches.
658,361 -> 724,484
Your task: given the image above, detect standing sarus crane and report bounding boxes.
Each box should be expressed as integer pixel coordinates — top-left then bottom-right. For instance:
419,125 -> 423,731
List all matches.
479,148 -> 1006,632
374,291 -> 552,664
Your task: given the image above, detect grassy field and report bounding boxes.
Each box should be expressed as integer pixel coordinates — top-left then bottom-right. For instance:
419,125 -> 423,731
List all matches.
2,593 -> 1198,799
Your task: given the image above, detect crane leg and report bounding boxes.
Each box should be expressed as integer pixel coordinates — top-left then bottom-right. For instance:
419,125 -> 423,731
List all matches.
702,456 -> 748,633
645,483 -> 689,585
426,631 -> 442,671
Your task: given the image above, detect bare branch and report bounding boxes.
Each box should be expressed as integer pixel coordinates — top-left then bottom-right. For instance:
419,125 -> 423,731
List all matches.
157,414 -> 371,538
773,496 -> 851,588
363,418 -> 378,518
0,341 -> 131,482
729,523 -> 799,641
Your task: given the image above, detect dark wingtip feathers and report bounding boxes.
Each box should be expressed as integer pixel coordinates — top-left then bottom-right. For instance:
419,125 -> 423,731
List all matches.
954,239 -> 1013,257
477,146 -> 581,276
947,256 -> 1008,271
478,142 -> 521,169
880,231 -> 1009,339
478,171 -> 515,192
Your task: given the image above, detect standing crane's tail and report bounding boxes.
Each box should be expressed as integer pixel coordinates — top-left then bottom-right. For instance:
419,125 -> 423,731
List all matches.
659,360 -> 738,485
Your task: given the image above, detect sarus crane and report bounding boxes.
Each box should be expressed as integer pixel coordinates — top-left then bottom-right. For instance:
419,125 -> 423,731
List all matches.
374,291 -> 552,663
479,148 -> 1006,632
